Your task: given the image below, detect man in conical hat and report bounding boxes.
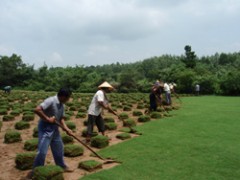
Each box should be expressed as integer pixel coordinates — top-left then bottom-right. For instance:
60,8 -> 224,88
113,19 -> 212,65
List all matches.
86,81 -> 115,142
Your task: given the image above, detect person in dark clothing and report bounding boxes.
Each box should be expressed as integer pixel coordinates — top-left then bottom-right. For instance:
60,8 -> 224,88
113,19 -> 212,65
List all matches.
149,83 -> 163,112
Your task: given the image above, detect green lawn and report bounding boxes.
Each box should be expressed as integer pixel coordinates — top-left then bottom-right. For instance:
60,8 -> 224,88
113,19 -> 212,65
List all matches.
81,96 -> 240,180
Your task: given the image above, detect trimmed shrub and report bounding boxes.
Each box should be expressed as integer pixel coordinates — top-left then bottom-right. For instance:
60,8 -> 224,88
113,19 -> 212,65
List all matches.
138,115 -> 151,122
0,109 -> 8,115
91,135 -> 109,148
15,121 -> 30,130
78,160 -> 102,172
116,133 -> 131,140
15,152 -> 36,170
33,165 -> 64,180
22,114 -> 35,121
103,117 -> 115,123
4,130 -> 22,143
24,138 -> 38,151
64,144 -> 84,157
123,105 -> 132,111
132,110 -> 143,116
61,133 -> 74,144
123,118 -> 136,127
2,115 -> 15,121
119,113 -> 129,120
65,121 -> 76,130
105,122 -> 117,130
82,129 -> 98,137
150,112 -> 163,119
33,127 -> 38,137
76,112 -> 87,118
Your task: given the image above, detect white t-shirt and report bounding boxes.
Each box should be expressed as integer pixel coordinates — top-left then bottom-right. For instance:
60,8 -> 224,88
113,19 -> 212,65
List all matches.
88,90 -> 108,116
164,83 -> 171,93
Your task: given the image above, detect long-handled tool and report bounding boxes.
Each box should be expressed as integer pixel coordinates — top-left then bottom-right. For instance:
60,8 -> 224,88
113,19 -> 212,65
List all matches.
172,91 -> 182,103
55,121 -> 118,164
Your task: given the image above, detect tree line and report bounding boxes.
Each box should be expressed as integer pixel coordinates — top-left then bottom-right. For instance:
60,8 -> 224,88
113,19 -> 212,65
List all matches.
0,46 -> 240,95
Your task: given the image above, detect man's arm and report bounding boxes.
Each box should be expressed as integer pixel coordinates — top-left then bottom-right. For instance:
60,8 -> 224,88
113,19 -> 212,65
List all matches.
34,106 -> 56,123
60,118 -> 73,135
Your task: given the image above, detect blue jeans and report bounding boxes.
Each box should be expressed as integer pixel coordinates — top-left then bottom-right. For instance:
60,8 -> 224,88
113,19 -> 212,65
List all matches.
165,92 -> 172,105
33,122 -> 66,169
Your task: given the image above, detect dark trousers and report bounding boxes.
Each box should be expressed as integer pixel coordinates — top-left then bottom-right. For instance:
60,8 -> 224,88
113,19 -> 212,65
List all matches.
87,114 -> 105,136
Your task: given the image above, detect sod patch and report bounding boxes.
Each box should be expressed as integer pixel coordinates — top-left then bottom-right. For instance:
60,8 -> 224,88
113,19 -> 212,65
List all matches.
123,118 -> 136,127
15,121 -> 30,130
33,127 -> 38,137
65,121 -> 76,130
138,115 -> 151,122
105,122 -> 117,130
91,135 -> 109,149
24,138 -> 38,151
116,133 -> 131,140
82,129 -> 98,137
64,144 -> 84,157
4,130 -> 22,143
61,133 -> 74,144
33,165 -> 64,180
78,160 -> 103,172
15,152 -> 36,170
132,110 -> 143,116
22,114 -> 35,121
103,117 -> 115,123
2,115 -> 15,121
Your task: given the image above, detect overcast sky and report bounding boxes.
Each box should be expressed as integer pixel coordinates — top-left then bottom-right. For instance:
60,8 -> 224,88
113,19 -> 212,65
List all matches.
0,0 -> 239,67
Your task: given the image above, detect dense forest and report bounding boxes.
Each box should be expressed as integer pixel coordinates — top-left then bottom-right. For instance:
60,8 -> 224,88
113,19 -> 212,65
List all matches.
0,46 -> 240,95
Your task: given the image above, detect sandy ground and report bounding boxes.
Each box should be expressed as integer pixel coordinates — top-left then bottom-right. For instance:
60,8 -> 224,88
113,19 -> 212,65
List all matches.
0,102 -> 146,180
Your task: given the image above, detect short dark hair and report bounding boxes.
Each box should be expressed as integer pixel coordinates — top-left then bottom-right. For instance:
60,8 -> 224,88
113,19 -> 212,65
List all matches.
57,87 -> 72,98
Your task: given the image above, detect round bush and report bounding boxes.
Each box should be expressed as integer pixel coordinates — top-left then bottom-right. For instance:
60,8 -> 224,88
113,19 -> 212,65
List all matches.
64,144 -> 84,157
103,117 -> 115,123
0,109 -> 8,115
123,118 -> 136,127
150,112 -> 163,119
78,160 -> 102,172
24,138 -> 38,151
116,133 -> 131,140
123,105 -> 132,111
4,130 -> 22,143
76,112 -> 87,118
2,115 -> 15,121
119,113 -> 129,120
15,121 -> 30,130
22,114 -> 35,121
33,165 -> 64,180
105,122 -> 117,130
65,121 -> 76,130
91,135 -> 109,148
61,133 -> 74,144
33,127 -> 38,137
132,110 -> 143,116
138,115 -> 151,122
82,129 -> 98,137
15,152 -> 36,170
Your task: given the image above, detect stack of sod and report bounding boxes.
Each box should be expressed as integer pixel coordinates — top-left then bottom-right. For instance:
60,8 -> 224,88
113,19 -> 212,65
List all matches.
33,165 -> 64,180
123,118 -> 136,127
116,133 -> 131,140
61,133 -> 74,144
15,121 -> 30,130
15,152 -> 36,170
64,144 -> 84,157
150,112 -> 163,119
91,135 -> 109,148
82,129 -> 98,137
2,115 -> 15,121
78,160 -> 102,172
132,110 -> 143,116
24,139 -> 38,151
65,121 -> 76,131
32,127 -> 38,137
105,122 -> 117,130
138,115 -> 151,122
4,130 -> 22,143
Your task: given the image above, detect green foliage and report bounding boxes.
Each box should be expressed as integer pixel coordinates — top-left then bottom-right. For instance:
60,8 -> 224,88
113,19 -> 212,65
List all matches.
76,112 -> 87,118
64,144 -> 84,157
33,165 -> 64,180
123,118 -> 136,127
132,110 -> 143,116
15,121 -> 30,130
150,112 -> 163,119
61,133 -> 74,144
24,138 -> 38,151
4,130 -> 22,143
33,127 -> 38,137
22,114 -> 35,121
119,113 -> 129,120
78,160 -> 102,172
15,152 -> 36,170
0,109 -> 8,115
91,135 -> 109,148
82,129 -> 98,137
65,121 -> 76,130
138,115 -> 151,122
105,122 -> 117,130
2,115 -> 15,121
116,133 -> 131,140
103,117 -> 115,123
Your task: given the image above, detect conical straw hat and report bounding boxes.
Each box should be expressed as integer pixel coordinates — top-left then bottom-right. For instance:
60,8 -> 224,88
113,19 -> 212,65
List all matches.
98,81 -> 114,89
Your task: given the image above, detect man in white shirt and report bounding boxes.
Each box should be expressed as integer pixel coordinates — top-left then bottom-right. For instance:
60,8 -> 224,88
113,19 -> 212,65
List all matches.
86,81 -> 115,142
164,82 -> 172,105
195,84 -> 200,96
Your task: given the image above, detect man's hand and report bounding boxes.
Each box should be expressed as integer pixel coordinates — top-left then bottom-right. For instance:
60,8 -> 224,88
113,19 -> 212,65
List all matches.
66,129 -> 73,136
48,116 -> 56,123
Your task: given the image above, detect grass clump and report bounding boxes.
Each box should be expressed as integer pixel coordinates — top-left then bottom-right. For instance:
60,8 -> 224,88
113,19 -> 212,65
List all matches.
65,121 -> 76,130
132,110 -> 143,116
150,112 -> 163,119
116,133 -> 131,140
4,130 -> 22,143
22,114 -> 35,121
78,160 -> 102,172
103,117 -> 115,123
123,118 -> 136,127
32,127 -> 38,137
24,138 -> 38,151
15,152 -> 36,170
61,133 -> 74,144
15,121 -> 30,130
82,129 -> 98,137
33,165 -> 64,180
105,122 -> 117,130
2,115 -> 15,121
119,113 -> 129,120
91,135 -> 109,148
138,115 -> 151,122
64,144 -> 84,157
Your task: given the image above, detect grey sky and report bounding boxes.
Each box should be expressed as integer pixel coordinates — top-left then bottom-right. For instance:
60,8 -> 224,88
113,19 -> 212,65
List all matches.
0,0 -> 239,67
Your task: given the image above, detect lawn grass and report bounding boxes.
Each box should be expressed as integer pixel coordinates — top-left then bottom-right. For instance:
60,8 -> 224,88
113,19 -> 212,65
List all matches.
81,96 -> 240,180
